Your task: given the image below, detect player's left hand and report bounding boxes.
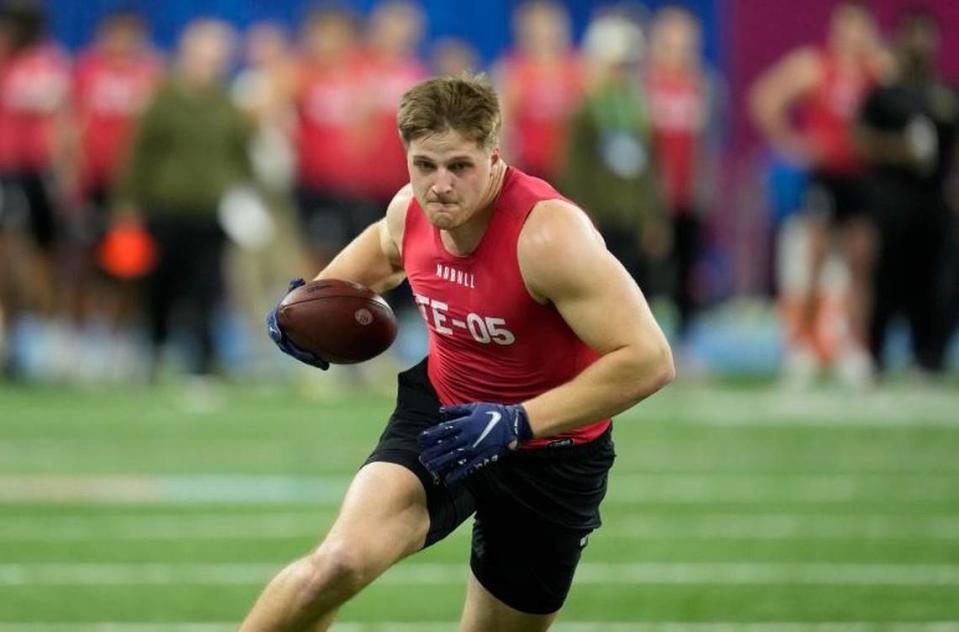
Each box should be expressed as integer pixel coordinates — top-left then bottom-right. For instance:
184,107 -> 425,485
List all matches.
417,402 -> 533,485
266,278 -> 330,370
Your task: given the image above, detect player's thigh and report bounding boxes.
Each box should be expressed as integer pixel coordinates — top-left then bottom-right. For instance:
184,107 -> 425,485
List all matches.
840,217 -> 877,274
318,461 -> 431,574
460,572 -> 556,632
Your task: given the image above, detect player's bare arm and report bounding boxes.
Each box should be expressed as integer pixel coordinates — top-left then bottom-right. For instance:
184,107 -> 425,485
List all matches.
749,47 -> 822,164
314,185 -> 412,293
518,199 -> 675,437
418,197 -> 674,484
266,185 -> 410,369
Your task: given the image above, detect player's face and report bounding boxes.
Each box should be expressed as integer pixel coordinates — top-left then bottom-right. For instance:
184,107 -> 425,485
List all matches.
829,5 -> 877,57
100,20 -> 144,57
407,129 -> 499,231
651,13 -> 700,70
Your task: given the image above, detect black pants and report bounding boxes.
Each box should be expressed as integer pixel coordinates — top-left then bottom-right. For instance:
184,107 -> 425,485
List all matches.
295,186 -> 378,256
671,210 -> 701,338
147,215 -> 225,375
599,224 -> 648,288
869,193 -> 951,373
0,171 -> 58,251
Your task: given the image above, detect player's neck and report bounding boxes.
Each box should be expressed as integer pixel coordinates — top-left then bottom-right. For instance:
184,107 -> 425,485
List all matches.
441,161 -> 508,256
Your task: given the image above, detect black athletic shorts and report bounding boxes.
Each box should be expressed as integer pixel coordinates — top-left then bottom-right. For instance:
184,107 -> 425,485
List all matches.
804,172 -> 866,225
0,171 -> 58,250
295,186 -> 377,254
364,358 -> 616,615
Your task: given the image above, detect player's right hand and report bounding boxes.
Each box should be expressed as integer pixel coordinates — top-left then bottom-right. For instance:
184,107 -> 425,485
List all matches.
266,278 -> 330,370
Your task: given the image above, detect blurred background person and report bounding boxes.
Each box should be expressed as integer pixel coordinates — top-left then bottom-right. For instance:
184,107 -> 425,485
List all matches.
858,10 -> 958,378
292,6 -> 368,272
430,36 -> 477,77
62,8 -> 161,381
563,10 -> 665,292
0,0 -> 70,380
114,18 -> 251,380
1,0 -> 957,386
229,21 -> 308,377
497,0 -> 584,181
645,4 -> 721,346
359,0 -> 427,206
750,2 -> 891,387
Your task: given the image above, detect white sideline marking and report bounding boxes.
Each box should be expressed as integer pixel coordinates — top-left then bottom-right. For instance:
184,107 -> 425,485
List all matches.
2,512 -> 958,542
1,562 -> 958,586
2,474 -> 958,504
608,474 -> 959,503
604,514 -> 959,540
0,623 -> 957,632
630,386 -> 959,427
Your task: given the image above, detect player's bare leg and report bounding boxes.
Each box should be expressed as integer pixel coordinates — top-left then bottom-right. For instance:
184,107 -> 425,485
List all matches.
799,216 -> 830,339
840,217 -> 876,350
459,572 -> 557,632
239,462 -> 431,632
830,216 -> 876,384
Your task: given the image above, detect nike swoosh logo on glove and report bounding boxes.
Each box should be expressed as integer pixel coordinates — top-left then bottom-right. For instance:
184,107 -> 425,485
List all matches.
472,411 -> 502,448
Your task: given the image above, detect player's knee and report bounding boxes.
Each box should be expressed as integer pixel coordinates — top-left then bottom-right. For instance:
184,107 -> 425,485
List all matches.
303,540 -> 374,600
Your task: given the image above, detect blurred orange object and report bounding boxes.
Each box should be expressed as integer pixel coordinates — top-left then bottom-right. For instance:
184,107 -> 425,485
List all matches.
97,222 -> 157,279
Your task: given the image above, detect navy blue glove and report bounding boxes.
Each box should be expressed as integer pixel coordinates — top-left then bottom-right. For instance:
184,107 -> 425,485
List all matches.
417,402 -> 534,485
266,278 -> 330,370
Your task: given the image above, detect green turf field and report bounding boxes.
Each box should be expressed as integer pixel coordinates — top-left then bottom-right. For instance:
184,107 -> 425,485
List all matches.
1,378 -> 958,631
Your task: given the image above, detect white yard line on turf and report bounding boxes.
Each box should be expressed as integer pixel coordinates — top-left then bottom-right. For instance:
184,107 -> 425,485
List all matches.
2,512 -> 959,542
0,623 -> 958,632
2,474 -> 958,504
631,387 -> 959,427
1,562 -> 958,586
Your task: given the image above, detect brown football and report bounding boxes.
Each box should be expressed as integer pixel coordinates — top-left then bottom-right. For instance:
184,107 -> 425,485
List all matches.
277,279 -> 397,364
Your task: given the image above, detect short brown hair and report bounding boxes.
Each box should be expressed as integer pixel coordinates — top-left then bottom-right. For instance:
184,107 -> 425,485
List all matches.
397,74 -> 502,150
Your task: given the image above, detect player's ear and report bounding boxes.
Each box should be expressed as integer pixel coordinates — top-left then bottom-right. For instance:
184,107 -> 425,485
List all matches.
489,148 -> 501,167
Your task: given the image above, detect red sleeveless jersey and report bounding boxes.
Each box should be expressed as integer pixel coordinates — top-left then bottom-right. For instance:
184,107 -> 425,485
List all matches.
72,47 -> 162,190
646,66 -> 706,211
358,51 -> 427,201
402,166 -> 611,448
800,50 -> 877,176
501,53 -> 584,179
0,43 -> 70,172
294,55 -> 367,196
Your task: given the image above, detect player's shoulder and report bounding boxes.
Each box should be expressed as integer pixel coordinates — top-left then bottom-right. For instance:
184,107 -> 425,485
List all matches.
518,199 -> 603,297
385,184 -> 414,223
383,184 -> 415,254
772,46 -> 823,84
522,198 -> 598,246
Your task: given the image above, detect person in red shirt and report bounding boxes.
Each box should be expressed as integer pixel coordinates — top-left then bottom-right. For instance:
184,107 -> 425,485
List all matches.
497,1 -> 585,181
247,75 -> 674,631
70,11 -> 160,212
358,0 -> 428,205
0,0 -> 70,377
292,7 -> 372,272
646,6 -> 718,341
431,36 -> 478,78
751,2 -> 891,386
64,10 -> 161,337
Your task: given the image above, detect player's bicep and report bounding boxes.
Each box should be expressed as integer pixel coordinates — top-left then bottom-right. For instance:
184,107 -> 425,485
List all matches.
520,203 -> 665,357
556,246 -> 661,357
